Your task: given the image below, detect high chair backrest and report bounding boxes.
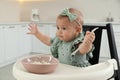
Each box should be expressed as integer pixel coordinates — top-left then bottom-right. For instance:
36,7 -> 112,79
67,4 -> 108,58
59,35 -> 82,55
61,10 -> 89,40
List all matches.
83,23 -> 120,80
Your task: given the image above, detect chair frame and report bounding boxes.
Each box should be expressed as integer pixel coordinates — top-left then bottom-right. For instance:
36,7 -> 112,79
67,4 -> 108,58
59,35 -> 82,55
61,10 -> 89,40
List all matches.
83,23 -> 120,80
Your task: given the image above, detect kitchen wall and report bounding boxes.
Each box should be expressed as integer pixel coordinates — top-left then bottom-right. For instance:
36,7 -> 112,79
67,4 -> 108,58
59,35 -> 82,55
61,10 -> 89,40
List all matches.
19,0 -> 120,22
0,0 -> 20,22
0,0 -> 120,22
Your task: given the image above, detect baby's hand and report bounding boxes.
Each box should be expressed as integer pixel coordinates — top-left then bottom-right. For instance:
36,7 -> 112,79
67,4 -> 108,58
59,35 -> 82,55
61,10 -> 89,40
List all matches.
27,23 -> 39,35
83,31 -> 95,45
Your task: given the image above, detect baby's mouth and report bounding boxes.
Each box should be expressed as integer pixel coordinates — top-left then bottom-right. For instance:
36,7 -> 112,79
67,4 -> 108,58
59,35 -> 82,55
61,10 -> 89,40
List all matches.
57,34 -> 62,37
57,34 -> 63,39
58,36 -> 63,38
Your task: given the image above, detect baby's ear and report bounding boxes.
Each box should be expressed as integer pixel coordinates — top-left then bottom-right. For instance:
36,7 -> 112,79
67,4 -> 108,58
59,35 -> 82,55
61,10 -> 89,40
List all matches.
76,27 -> 82,33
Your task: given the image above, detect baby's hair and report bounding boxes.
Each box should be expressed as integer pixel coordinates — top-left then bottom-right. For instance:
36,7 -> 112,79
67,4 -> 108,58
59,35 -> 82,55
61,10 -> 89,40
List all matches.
57,8 -> 84,27
69,8 -> 84,25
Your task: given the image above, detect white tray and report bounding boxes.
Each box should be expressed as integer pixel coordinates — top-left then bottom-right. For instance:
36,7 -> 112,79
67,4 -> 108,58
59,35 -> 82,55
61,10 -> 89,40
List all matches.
13,58 -> 117,80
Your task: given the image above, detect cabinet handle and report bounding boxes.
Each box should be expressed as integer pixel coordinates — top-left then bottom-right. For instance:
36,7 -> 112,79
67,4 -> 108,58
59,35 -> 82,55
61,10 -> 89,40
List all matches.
9,26 -> 15,28
0,27 -> 5,29
2,27 -> 5,29
22,26 -> 26,27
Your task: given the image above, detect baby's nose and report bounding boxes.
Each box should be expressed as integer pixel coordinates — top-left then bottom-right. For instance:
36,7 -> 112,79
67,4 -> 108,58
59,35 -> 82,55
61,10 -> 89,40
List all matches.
57,29 -> 63,34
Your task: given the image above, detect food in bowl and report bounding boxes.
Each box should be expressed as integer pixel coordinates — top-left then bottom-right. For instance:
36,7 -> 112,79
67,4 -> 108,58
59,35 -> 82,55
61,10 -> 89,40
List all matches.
21,54 -> 59,74
32,60 -> 51,65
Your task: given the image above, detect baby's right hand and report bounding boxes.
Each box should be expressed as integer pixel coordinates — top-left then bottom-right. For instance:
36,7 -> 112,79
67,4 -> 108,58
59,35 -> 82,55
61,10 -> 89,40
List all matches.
27,23 -> 39,35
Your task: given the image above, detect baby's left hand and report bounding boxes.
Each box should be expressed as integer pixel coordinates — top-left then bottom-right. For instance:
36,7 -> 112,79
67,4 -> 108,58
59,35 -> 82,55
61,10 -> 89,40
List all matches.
83,31 -> 95,45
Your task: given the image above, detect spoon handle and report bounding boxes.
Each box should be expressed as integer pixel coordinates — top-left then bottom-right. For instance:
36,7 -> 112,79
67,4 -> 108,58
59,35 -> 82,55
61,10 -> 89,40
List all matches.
71,48 -> 79,56
92,27 -> 99,32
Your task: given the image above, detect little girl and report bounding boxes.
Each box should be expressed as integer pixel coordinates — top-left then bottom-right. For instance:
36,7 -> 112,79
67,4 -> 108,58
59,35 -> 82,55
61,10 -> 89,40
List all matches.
27,8 -> 95,67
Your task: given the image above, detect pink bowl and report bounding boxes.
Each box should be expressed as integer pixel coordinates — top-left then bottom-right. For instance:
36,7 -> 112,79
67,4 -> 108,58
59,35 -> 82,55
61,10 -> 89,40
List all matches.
21,54 -> 59,74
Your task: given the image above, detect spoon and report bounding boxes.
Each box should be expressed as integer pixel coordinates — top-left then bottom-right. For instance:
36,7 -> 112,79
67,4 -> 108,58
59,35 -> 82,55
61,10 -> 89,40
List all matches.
91,27 -> 99,32
27,58 -> 31,62
49,56 -> 52,62
71,27 -> 99,56
71,48 -> 80,56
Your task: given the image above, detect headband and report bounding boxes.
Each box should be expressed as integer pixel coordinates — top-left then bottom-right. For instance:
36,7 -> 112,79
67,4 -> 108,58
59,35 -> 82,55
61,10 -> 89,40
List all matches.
60,8 -> 78,22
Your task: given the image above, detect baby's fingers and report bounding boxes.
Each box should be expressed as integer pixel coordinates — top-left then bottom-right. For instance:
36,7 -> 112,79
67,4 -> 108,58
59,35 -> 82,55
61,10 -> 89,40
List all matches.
86,32 -> 95,42
26,28 -> 33,34
86,31 -> 95,38
26,32 -> 32,34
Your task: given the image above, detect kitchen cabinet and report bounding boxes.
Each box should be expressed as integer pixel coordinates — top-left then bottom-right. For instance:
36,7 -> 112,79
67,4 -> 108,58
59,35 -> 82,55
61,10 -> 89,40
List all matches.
4,24 -> 32,61
0,26 -> 5,64
0,24 -> 32,67
4,25 -> 20,61
16,24 -> 32,56
113,24 -> 120,59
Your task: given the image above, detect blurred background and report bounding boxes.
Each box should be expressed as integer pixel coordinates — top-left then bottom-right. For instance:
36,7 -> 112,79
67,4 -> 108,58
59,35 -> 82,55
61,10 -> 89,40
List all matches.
0,0 -> 120,23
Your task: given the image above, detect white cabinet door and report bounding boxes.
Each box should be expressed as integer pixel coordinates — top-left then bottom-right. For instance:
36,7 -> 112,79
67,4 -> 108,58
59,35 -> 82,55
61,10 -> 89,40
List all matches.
4,24 -> 32,62
0,24 -> 32,67
4,25 -> 19,61
113,24 -> 120,59
17,24 -> 32,55
0,26 -> 5,64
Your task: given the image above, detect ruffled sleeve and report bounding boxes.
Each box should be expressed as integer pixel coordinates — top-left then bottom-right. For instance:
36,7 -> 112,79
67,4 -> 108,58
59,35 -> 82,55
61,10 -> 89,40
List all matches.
71,33 -> 84,53
50,37 -> 61,58
71,32 -> 95,59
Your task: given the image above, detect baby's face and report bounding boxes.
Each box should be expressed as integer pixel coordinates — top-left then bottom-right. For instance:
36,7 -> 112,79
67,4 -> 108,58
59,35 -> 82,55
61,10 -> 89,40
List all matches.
56,17 -> 78,42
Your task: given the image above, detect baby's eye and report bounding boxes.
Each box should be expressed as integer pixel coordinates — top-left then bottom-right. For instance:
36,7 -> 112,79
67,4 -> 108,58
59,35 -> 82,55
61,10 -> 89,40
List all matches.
62,27 -> 66,30
57,27 -> 59,30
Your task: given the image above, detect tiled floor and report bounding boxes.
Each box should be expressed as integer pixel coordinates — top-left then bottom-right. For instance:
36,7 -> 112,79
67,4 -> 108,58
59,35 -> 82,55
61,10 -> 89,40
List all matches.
0,63 -> 16,80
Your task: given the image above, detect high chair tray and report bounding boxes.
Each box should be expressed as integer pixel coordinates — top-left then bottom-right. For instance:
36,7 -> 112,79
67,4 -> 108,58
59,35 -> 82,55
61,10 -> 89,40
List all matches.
13,59 -> 117,80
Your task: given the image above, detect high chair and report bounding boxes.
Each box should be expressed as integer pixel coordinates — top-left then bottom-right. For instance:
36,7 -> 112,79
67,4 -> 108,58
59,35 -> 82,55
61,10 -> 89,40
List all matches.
12,23 -> 120,80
